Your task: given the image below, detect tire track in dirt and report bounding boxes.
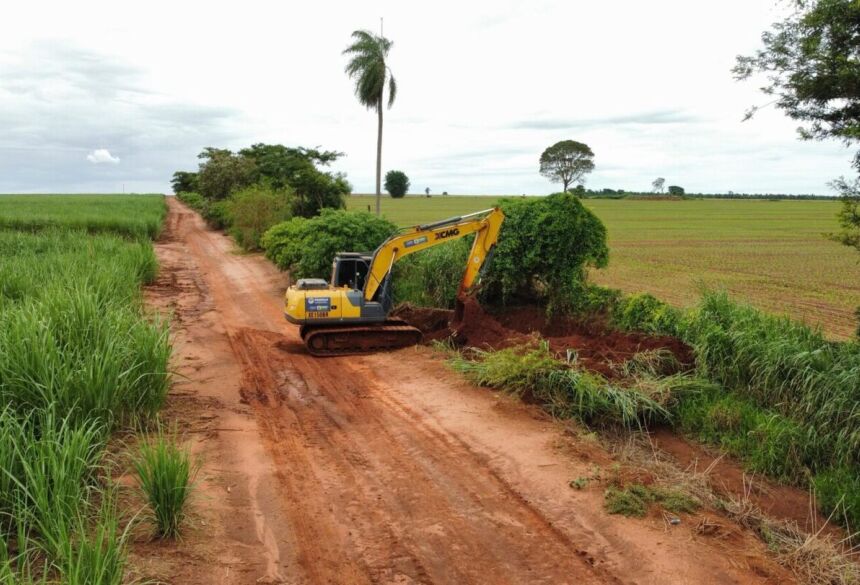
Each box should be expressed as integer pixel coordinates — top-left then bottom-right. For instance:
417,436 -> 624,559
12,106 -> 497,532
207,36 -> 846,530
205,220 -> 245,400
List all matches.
144,198 -> 796,585
233,326 -> 611,584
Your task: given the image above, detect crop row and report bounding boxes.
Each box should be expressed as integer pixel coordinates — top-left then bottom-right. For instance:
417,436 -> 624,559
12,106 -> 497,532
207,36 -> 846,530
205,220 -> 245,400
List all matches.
0,213 -> 170,581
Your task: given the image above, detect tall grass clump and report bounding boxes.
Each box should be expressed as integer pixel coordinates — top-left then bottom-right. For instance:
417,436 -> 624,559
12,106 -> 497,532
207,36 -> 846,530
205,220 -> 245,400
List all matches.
133,429 -> 197,538
614,288 -> 860,528
449,341 -> 675,429
0,195 -> 166,239
683,291 -> 860,467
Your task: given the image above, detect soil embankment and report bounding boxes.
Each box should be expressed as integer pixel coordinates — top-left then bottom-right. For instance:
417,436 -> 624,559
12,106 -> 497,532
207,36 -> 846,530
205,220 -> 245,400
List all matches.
394,301 -> 693,378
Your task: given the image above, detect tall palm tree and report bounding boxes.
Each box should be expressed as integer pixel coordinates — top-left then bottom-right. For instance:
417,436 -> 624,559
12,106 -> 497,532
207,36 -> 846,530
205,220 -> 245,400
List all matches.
343,30 -> 397,216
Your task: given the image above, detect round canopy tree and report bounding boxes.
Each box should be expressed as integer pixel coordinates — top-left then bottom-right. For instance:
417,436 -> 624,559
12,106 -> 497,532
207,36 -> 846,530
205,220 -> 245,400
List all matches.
384,170 -> 410,198
539,140 -> 595,192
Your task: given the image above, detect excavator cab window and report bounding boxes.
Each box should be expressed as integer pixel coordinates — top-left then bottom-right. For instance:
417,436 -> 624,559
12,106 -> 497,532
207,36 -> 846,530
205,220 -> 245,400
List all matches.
331,254 -> 371,291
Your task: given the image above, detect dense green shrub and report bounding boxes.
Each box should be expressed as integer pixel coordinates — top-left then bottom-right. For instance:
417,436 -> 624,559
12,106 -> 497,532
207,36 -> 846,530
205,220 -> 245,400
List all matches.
384,170 -> 410,198
202,200 -> 231,231
612,293 -> 682,335
483,192 -> 609,314
175,144 -> 350,217
226,185 -> 292,251
569,284 -> 622,316
175,192 -> 205,212
394,238 -> 471,308
262,209 -> 397,279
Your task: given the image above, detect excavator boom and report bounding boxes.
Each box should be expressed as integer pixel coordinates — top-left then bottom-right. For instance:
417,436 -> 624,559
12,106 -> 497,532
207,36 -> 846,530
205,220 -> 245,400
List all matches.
363,207 -> 506,302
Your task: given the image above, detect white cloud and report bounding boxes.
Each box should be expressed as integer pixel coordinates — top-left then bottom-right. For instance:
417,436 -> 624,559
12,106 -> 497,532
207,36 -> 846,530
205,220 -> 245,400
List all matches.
86,148 -> 120,164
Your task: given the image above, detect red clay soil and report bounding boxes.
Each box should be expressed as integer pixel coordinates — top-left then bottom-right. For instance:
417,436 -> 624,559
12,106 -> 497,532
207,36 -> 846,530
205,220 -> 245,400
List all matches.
395,300 -> 693,379
135,198 -> 804,585
651,429 -> 847,540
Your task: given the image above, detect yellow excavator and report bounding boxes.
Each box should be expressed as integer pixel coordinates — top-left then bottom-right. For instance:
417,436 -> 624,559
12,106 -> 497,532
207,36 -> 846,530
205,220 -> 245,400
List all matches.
283,207 -> 505,355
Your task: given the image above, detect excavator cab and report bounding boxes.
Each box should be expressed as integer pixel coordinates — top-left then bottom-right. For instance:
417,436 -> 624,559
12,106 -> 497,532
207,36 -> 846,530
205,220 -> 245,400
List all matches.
331,253 -> 373,291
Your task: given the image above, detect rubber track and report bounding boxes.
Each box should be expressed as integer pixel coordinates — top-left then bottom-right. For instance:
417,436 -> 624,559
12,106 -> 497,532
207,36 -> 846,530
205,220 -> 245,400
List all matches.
302,323 -> 423,356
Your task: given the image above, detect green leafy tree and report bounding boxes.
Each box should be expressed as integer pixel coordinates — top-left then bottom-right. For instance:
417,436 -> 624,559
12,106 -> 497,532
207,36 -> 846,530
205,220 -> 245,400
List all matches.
384,170 -> 410,198
239,143 -> 343,189
483,192 -> 609,314
343,30 -> 397,216
734,0 -> 860,170
239,143 -> 350,217
196,148 -> 257,200
539,140 -> 595,192
226,184 -> 294,251
668,185 -> 685,195
262,209 -> 397,278
170,171 -> 199,194
831,178 -> 860,252
737,0 -> 860,337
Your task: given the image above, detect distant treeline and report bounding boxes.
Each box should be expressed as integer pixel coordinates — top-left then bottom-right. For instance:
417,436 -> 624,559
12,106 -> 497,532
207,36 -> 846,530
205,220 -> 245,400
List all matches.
580,189 -> 833,201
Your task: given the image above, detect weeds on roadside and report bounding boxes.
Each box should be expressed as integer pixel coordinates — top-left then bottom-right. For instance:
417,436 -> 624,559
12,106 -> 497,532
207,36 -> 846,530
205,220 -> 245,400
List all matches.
720,478 -> 860,585
449,341 -> 677,429
604,483 -> 700,518
133,426 -> 197,538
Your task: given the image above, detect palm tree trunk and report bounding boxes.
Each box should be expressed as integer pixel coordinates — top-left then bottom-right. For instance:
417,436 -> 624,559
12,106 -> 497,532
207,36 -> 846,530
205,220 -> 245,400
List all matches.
375,99 -> 383,216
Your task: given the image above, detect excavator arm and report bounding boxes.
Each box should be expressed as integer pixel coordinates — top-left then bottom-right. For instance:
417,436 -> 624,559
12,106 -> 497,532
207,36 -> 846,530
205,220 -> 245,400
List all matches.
363,207 -> 505,302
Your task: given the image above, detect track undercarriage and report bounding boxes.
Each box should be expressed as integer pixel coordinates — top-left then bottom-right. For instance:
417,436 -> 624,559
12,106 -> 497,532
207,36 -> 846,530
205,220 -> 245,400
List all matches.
299,318 -> 423,357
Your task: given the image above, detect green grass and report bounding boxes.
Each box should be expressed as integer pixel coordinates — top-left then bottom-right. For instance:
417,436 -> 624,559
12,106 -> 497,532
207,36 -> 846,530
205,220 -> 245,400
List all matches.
0,195 -> 169,580
0,195 -> 166,239
347,195 -> 860,339
0,231 -> 170,422
134,428 -> 196,539
684,292 -> 860,466
449,341 -> 678,429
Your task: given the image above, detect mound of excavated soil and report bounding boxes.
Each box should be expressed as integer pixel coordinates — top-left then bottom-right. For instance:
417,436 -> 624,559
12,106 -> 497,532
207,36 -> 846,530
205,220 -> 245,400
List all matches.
394,301 -> 693,378
391,303 -> 457,342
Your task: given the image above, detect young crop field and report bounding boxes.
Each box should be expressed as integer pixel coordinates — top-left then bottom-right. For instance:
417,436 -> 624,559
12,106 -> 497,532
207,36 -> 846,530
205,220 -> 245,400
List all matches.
347,194 -> 860,339
0,195 -> 170,582
0,194 -> 166,239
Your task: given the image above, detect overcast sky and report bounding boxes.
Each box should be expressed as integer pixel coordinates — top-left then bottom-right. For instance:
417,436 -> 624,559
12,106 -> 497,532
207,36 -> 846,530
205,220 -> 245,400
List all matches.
0,0 -> 854,195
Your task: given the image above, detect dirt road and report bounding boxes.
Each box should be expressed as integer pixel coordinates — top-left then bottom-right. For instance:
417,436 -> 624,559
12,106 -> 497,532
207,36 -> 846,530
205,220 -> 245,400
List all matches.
139,198 -> 792,585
